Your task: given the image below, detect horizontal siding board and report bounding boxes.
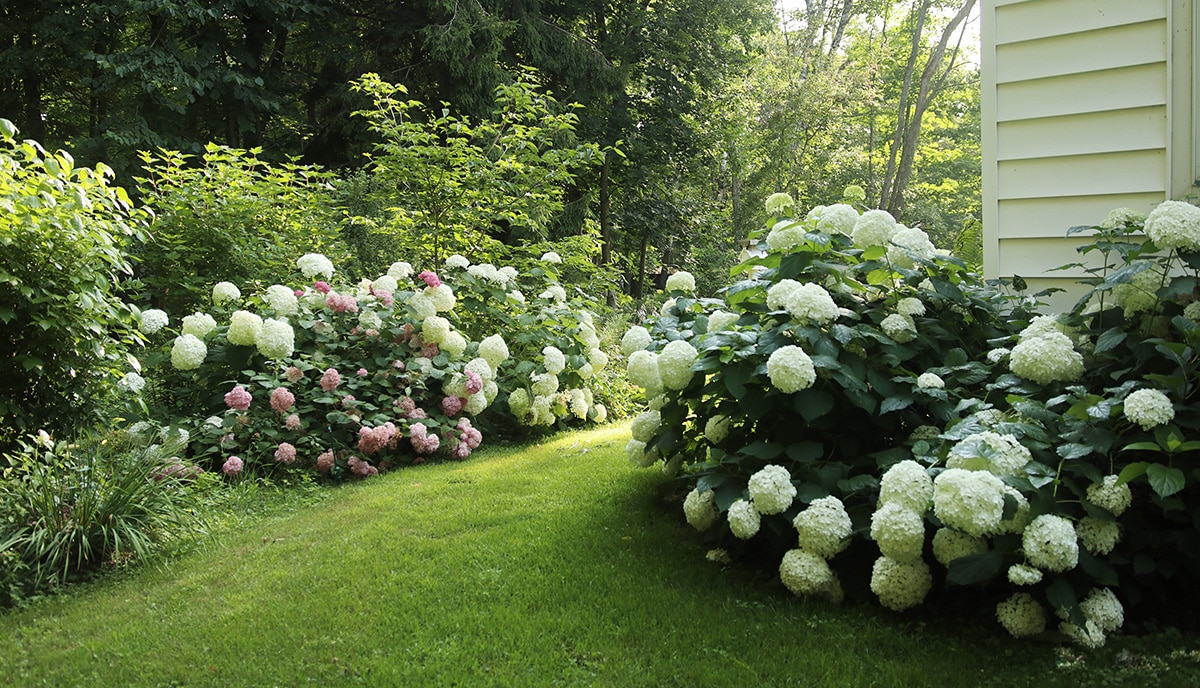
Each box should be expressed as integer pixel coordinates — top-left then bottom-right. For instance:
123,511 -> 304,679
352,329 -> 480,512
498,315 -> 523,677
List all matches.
997,149 -> 1167,199
996,64 -> 1167,121
996,236 -> 1100,277
996,0 -> 1166,45
1012,277 -> 1091,313
997,107 -> 1168,160
996,21 -> 1168,84
996,192 -> 1166,239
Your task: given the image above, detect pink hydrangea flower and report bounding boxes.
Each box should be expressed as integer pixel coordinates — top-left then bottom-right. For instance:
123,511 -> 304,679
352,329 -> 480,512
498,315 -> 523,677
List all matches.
420,343 -> 439,358
222,455 -> 244,476
313,281 -> 331,294
441,396 -> 464,416
320,367 -> 341,392
285,414 -> 302,430
224,385 -> 252,411
316,450 -> 335,473
418,270 -> 442,288
293,288 -> 305,297
357,422 -> 398,454
285,366 -> 304,383
325,293 -> 359,313
373,288 -> 394,307
275,442 -> 297,464
464,370 -> 483,395
357,368 -> 369,377
347,455 -> 378,478
392,360 -> 406,370
407,407 -> 427,419
365,329 -> 379,337
270,387 -> 295,413
452,442 -> 470,460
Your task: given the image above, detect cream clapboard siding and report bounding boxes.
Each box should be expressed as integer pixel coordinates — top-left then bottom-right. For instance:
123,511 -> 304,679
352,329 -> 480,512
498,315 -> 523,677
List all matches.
981,0 -> 1194,310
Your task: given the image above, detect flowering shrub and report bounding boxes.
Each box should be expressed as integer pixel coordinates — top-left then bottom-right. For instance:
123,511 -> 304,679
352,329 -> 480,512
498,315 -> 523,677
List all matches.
621,191 -> 1200,646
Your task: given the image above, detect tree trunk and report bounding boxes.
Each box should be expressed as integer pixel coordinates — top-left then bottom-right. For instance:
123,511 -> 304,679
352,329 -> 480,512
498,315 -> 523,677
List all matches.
879,0 -> 929,211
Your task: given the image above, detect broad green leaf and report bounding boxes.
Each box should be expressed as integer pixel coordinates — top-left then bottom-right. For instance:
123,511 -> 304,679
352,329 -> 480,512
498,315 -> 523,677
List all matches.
880,395 -> 913,414
739,441 -> 784,460
945,551 -> 1005,586
1146,464 -> 1185,498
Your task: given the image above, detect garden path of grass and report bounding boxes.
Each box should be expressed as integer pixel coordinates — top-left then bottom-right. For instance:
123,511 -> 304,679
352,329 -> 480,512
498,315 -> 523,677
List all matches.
2,424 -> 1198,687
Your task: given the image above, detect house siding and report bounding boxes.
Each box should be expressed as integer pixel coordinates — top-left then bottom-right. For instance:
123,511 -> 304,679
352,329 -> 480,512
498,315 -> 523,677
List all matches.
981,0 -> 1194,309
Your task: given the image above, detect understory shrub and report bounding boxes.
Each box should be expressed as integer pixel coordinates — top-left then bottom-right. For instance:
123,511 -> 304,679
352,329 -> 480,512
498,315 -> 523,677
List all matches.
621,193 -> 1198,647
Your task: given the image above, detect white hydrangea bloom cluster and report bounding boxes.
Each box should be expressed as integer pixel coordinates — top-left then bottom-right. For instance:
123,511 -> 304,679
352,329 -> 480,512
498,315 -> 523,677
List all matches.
1185,301 -> 1200,321
996,486 -> 1031,535
170,334 -> 207,370
1143,199 -> 1200,252
996,593 -> 1046,638
986,347 -> 1010,363
388,261 -> 413,279
227,310 -> 263,346
780,282 -> 839,324
658,340 -> 699,390
444,254 -> 470,270
1022,514 -> 1079,572
747,464 -> 796,515
297,253 -> 335,279
765,192 -> 795,215
621,325 -> 652,356
707,310 -> 739,332
767,345 -> 816,393
372,274 -> 399,294
880,313 -> 916,343
542,346 -> 566,375
1009,330 -> 1083,384
1123,388 -> 1175,430
1007,563 -> 1043,586
728,499 -> 761,539
870,556 -> 932,611
766,220 -> 806,251
779,549 -> 842,600
1020,314 -> 1068,339
427,284 -> 456,312
256,318 -> 295,359
916,372 -> 944,389
793,496 -> 853,559
358,309 -> 382,331
408,292 -> 437,319
117,371 -> 146,394
1079,588 -> 1124,638
262,284 -> 298,316
625,439 -> 658,467
181,312 -> 217,338
816,203 -> 859,236
630,410 -> 661,443
896,297 -> 925,317
887,226 -> 936,268
530,372 -> 559,397
539,284 -> 567,303
931,528 -> 987,567
422,315 -> 451,344
1112,263 -> 1162,316
704,415 -> 731,444
540,251 -> 562,264
479,334 -> 509,370
1086,475 -> 1132,516
878,460 -> 933,513
1100,207 -> 1145,229
683,488 -> 719,531
851,209 -> 898,248
212,281 -> 241,305
139,309 -> 169,334
1076,517 -> 1120,555
932,468 -> 1006,537
665,271 -> 696,293
946,432 -> 1031,477
871,503 -> 925,563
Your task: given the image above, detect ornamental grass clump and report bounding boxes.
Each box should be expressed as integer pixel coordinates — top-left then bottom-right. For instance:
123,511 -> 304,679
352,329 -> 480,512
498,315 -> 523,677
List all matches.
618,191 -> 1200,646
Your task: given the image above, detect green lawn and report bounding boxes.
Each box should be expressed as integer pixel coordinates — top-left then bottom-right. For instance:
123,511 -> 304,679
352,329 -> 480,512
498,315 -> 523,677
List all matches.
1,424 -> 1197,687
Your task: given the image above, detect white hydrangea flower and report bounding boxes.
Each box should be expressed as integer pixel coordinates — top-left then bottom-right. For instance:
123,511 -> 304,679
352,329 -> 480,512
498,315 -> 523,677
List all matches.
728,499 -> 761,539
508,388 -> 532,421
880,313 -> 917,343
542,346 -> 566,375
916,372 -> 944,389
996,593 -> 1046,638
1059,618 -> 1106,649
256,318 -> 294,360
1007,563 -> 1043,586
621,326 -> 653,356
260,284 -> 297,317
1123,388 -> 1175,430
530,372 -> 559,397
996,486 -> 1031,535
479,334 -> 509,369
704,415 -> 731,444
887,226 -> 936,269
1086,475 -> 1132,516
767,279 -> 802,312
1022,514 -> 1079,573
986,347 -> 1010,363
539,285 -> 567,303
371,275 -> 399,294
931,528 -> 987,567
946,432 -> 1032,477
441,331 -> 467,359
408,293 -> 437,319
1009,332 -> 1083,384
878,460 -> 934,513
932,468 -> 1006,537
212,281 -> 241,305
180,312 -> 217,338
465,390 -> 488,415
422,315 -> 451,344
296,253 -> 334,279
1076,517 -> 1120,555
871,503 -> 925,563
665,271 -> 696,293
658,340 -> 699,390
388,261 -> 413,279
767,345 -> 816,393
227,310 -> 263,346
1143,199 -> 1200,252
765,192 -> 795,215
170,334 -> 207,370
870,556 -> 932,611
587,348 -> 609,372
139,309 -> 169,334
1019,314 -> 1068,339
625,439 -> 657,467
707,310 -> 739,332
464,357 -> 494,384
630,410 -> 662,443
118,371 -> 146,394
590,403 -> 607,423
1184,301 -> 1200,321
1112,263 -> 1162,316
445,254 -> 470,270
779,549 -> 838,598
789,283 -> 839,324
683,488 -> 719,531
659,298 -> 677,315
1100,207 -> 1145,229
1080,588 -> 1124,634
896,297 -> 925,317
817,203 -> 860,236
766,220 -> 806,251
852,209 -> 898,248
748,465 -> 796,515
540,251 -> 563,264
793,496 -> 853,559
358,309 -> 382,331
427,284 -> 456,312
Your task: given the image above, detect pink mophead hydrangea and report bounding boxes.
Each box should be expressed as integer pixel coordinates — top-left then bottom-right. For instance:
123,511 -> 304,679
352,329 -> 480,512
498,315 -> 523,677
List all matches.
224,385 -> 252,411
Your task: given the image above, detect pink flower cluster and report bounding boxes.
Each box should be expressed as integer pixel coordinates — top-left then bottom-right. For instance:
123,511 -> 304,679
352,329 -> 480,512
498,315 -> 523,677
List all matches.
373,287 -> 394,306
418,270 -> 441,288
285,366 -> 304,383
420,342 -> 440,358
285,414 -> 302,430
347,455 -> 378,478
409,423 -> 440,454
357,368 -> 369,377
451,417 -> 483,460
320,367 -> 341,392
464,370 -> 483,395
326,293 -> 359,313
275,442 -> 297,464
357,422 -> 398,454
313,281 -> 331,294
224,385 -> 252,411
441,396 -> 464,416
222,455 -> 244,476
316,450 -> 335,473
270,386 -> 295,413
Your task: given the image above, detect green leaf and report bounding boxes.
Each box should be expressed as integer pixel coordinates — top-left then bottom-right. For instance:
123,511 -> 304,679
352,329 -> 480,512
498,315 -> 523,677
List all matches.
786,441 -> 823,463
1114,462 -> 1148,487
1077,549 -> 1120,587
1056,443 -> 1093,460
794,390 -> 835,421
1146,464 -> 1186,498
739,442 -> 784,460
945,551 -> 1005,586
880,396 -> 913,414
723,364 -> 751,400
1122,442 -> 1163,453
1093,328 -> 1127,354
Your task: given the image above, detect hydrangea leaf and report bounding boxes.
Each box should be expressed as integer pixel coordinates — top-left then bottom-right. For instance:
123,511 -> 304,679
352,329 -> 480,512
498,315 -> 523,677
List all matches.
945,551 -> 1004,586
1145,464 -> 1185,498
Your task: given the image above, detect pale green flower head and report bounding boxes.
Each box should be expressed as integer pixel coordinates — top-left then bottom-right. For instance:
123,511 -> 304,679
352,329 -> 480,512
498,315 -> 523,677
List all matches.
765,192 -> 795,216
842,184 -> 866,202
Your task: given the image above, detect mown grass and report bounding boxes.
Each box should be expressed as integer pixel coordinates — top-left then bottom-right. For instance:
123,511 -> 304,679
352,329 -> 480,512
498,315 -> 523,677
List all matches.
2,424 -> 1198,687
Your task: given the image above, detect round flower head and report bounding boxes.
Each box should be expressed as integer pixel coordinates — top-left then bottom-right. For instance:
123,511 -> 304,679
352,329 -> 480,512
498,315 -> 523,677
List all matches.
388,261 -> 413,279
880,313 -> 916,343
530,372 -> 559,398
931,528 -> 987,567
540,251 -> 563,264
851,209 -> 898,248
630,410 -> 662,443
507,388 -> 532,421
767,279 -> 803,312
996,593 -> 1046,638
665,271 -> 696,293
1076,517 -> 1120,555
704,415 -> 731,444
372,274 -> 399,294
1080,588 -> 1124,634
816,203 -> 859,236
878,460 -> 933,513
683,488 -> 720,531
479,334 -> 510,369
540,285 -> 567,303
1100,207 -> 1145,229
1112,263 -> 1163,316
227,310 -> 263,347
707,310 -> 739,332
427,284 -> 456,312
747,465 -> 796,515
765,192 -> 795,215
627,350 -> 662,393
170,334 -> 208,370
590,403 -> 607,423
658,339 -> 699,390
871,503 -> 926,563
625,439 -> 657,467
1007,563 -> 1043,586
1020,314 -> 1068,339
793,496 -> 853,558
222,455 -> 244,476
1185,301 -> 1200,321
212,281 -> 241,305
587,347 -> 609,372
779,549 -> 837,597
1022,514 -> 1079,573
621,326 -> 653,356
887,226 -> 936,269
256,318 -> 295,359
1059,618 -> 1107,649
946,432 -> 1031,477
297,253 -> 335,279
1086,475 -> 1132,516
542,346 -> 566,375
270,387 -> 295,413
445,254 -> 470,270
319,367 -> 341,392
766,220 -> 806,251
897,297 -> 926,317
224,385 -> 252,410
996,486 -> 1031,535
843,185 -> 867,202
264,285 -> 299,316
274,442 -> 297,465
916,372 -> 944,389
1123,388 -> 1174,430
422,315 -> 451,345
870,556 -> 932,611
986,347 -> 1010,363
1143,199 -> 1200,252
118,371 -> 146,394
181,312 -> 217,338
139,309 -> 169,334
932,468 -> 1006,538
1009,332 -> 1083,384
786,283 -> 839,324
767,345 -> 816,393
728,499 -> 761,539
